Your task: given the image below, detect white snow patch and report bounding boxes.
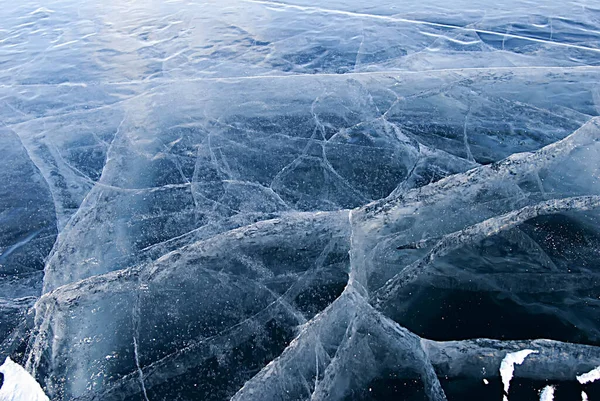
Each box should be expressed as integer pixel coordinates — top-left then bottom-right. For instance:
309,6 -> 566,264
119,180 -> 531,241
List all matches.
577,365 -> 600,384
539,385 -> 554,401
0,357 -> 49,401
500,349 -> 538,401
582,391 -> 588,401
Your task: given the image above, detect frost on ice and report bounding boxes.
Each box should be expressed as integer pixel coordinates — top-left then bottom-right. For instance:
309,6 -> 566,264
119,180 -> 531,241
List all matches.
1,0 -> 600,400
500,349 -> 538,401
539,385 -> 554,401
577,365 -> 600,385
0,358 -> 48,401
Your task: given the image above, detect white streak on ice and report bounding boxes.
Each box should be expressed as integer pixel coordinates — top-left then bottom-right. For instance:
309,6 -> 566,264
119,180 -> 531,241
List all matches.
577,365 -> 600,384
539,385 -> 554,401
245,0 -> 600,53
0,357 -> 49,401
582,391 -> 588,401
133,336 -> 150,401
500,349 -> 538,401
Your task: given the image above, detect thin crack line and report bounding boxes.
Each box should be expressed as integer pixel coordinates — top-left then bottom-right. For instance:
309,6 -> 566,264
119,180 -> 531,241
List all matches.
133,335 -> 150,401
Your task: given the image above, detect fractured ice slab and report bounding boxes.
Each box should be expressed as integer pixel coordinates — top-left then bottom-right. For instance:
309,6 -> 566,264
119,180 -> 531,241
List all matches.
1,0 -> 600,400
38,70 -> 600,293
27,211 -> 350,400
21,116 -> 600,400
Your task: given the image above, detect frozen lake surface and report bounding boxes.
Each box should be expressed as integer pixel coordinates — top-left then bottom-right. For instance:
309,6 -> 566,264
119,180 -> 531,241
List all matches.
1,0 -> 600,400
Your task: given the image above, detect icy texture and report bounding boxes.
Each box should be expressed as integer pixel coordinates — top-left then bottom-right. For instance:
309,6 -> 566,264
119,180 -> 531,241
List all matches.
1,0 -> 600,400
0,358 -> 49,401
0,126 -> 56,357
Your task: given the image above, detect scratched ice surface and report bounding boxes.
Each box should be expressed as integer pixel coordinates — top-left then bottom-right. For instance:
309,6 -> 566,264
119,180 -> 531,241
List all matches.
1,0 -> 600,400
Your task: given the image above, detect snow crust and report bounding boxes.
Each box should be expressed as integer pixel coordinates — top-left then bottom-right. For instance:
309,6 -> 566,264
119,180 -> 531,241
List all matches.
0,358 -> 48,401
